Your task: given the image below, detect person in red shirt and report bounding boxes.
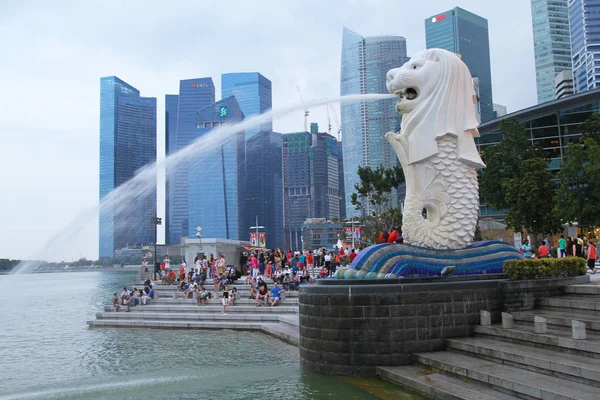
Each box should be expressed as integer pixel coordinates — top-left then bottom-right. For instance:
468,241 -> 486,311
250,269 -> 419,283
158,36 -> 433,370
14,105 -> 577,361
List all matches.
588,240 -> 597,274
349,249 -> 358,263
537,242 -> 549,258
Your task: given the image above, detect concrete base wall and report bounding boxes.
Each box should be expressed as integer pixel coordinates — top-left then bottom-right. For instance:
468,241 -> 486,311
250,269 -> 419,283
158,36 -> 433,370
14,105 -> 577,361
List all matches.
299,274 -> 589,376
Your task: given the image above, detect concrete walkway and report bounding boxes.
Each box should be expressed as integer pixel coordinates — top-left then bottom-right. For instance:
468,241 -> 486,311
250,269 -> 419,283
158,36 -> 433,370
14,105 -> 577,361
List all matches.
87,278 -> 300,345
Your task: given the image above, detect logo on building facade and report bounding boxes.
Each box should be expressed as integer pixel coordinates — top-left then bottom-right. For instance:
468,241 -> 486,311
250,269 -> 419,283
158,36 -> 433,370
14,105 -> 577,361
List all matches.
431,14 -> 446,23
192,83 -> 209,88
220,107 -> 227,117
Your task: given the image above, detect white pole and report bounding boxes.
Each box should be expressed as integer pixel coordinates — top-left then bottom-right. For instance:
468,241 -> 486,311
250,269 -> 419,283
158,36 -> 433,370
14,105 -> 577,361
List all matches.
351,219 -> 355,249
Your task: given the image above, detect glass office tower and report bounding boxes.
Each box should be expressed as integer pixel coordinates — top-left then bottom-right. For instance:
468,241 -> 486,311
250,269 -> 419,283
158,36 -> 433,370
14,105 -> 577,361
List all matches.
569,0 -> 600,93
221,72 -> 283,248
340,27 -> 408,217
425,7 -> 495,122
190,97 -> 245,240
531,0 -> 572,103
165,78 -> 215,245
282,123 -> 346,250
99,76 -> 156,258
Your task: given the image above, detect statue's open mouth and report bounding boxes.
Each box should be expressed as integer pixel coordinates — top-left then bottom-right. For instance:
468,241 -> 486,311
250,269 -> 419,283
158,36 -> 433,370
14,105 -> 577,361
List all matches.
394,87 -> 418,101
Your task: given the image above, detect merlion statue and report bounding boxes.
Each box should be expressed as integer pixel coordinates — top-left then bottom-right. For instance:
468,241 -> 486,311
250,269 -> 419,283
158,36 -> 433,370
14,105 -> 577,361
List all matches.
385,48 -> 485,250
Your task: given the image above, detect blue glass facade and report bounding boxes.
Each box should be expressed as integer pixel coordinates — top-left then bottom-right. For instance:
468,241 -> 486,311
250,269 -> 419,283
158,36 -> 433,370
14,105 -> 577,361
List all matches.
340,28 -> 408,217
425,7 -> 495,122
222,72 -> 272,137
531,0 -> 572,103
190,97 -> 245,240
165,78 -> 215,245
164,94 -> 178,242
99,76 -> 156,258
221,72 -> 283,249
570,0 -> 600,93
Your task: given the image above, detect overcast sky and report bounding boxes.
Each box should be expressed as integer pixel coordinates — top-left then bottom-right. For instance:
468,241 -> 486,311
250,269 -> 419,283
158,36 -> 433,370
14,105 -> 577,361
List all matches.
0,0 -> 536,261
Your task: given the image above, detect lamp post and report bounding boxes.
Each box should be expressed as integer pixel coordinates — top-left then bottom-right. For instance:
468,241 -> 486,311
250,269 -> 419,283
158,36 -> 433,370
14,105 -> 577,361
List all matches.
249,215 -> 265,248
151,216 -> 161,280
345,218 -> 360,249
568,168 -> 589,238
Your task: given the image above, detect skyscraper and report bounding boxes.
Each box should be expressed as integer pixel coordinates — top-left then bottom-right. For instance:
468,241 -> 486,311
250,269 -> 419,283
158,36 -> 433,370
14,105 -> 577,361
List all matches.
531,0 -> 572,104
569,0 -> 600,93
425,7 -> 495,122
283,123 -> 345,250
99,76 -> 156,258
340,28 -> 408,217
221,72 -> 283,248
555,69 -> 575,98
190,97 -> 245,240
165,78 -> 215,245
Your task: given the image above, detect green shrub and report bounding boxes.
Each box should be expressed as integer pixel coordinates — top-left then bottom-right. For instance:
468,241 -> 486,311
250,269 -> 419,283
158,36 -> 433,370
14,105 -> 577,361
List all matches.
503,257 -> 587,280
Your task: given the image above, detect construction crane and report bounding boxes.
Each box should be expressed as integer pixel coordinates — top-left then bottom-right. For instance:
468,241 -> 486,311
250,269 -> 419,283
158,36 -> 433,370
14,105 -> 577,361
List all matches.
296,86 -> 309,132
326,101 -> 332,135
329,104 -> 342,141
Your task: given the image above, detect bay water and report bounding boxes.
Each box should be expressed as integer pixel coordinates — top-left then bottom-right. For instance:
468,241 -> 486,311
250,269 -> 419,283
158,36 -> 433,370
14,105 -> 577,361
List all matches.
0,271 -> 423,399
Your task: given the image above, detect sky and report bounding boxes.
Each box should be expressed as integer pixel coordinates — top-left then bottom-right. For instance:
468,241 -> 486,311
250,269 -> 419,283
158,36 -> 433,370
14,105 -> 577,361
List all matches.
0,0 -> 537,261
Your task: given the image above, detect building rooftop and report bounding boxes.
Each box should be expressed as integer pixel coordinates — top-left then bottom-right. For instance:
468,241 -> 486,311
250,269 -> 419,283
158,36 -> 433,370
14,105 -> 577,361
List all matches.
479,88 -> 600,132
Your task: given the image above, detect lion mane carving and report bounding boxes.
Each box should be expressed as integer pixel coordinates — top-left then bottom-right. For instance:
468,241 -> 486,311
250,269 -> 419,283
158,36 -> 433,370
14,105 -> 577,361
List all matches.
385,48 -> 485,250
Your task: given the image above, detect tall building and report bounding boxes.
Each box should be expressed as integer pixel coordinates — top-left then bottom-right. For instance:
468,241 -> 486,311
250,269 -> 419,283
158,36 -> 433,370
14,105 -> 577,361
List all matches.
221,72 -> 284,249
340,28 -> 408,217
165,78 -> 215,245
493,103 -> 508,117
425,7 -> 495,122
99,76 -> 157,258
283,123 -> 345,250
556,69 -> 575,98
569,0 -> 600,93
531,0 -> 572,104
190,97 -> 245,240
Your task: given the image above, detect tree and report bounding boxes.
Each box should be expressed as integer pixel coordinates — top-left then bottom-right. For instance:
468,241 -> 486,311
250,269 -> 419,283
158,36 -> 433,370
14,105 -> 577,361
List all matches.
555,136 -> 600,233
479,118 -> 541,209
350,165 -> 404,242
502,157 -> 563,235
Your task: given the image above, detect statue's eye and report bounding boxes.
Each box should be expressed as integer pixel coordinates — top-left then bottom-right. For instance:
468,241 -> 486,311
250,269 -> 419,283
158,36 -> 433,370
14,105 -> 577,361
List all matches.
413,65 -> 418,69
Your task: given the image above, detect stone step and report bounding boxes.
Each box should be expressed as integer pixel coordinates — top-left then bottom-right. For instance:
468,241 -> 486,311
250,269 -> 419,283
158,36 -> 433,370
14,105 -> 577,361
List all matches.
153,290 -> 299,297
103,304 -> 298,314
415,350 -> 599,399
474,324 -> 600,359
565,284 -> 600,295
95,312 -> 282,322
513,309 -> 600,332
149,298 -> 299,305
87,319 -> 299,345
377,365 -> 520,400
538,295 -> 600,312
447,337 -> 600,387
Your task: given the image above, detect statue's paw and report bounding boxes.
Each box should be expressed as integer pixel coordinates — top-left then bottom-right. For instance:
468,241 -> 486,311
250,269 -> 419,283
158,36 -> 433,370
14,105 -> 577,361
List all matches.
385,131 -> 401,141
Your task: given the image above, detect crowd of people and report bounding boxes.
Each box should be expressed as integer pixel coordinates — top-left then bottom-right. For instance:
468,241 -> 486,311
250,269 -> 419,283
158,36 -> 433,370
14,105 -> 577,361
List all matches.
520,235 -> 600,273
116,246 -> 361,312
113,285 -> 155,312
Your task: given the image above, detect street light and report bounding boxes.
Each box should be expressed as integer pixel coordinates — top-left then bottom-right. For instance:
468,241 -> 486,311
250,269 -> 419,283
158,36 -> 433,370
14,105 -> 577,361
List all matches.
249,215 -> 265,247
151,217 -> 162,280
568,179 -> 588,238
345,218 -> 360,248
195,226 -> 202,250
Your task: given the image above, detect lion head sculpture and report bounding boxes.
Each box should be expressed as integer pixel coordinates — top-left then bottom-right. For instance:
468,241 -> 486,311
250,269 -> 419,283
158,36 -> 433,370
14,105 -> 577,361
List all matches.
386,48 -> 485,168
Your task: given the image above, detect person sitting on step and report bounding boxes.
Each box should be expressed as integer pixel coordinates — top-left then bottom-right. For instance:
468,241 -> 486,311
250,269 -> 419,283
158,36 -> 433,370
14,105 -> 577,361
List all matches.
197,286 -> 209,306
112,293 -> 120,312
256,284 -> 269,307
269,282 -> 284,307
